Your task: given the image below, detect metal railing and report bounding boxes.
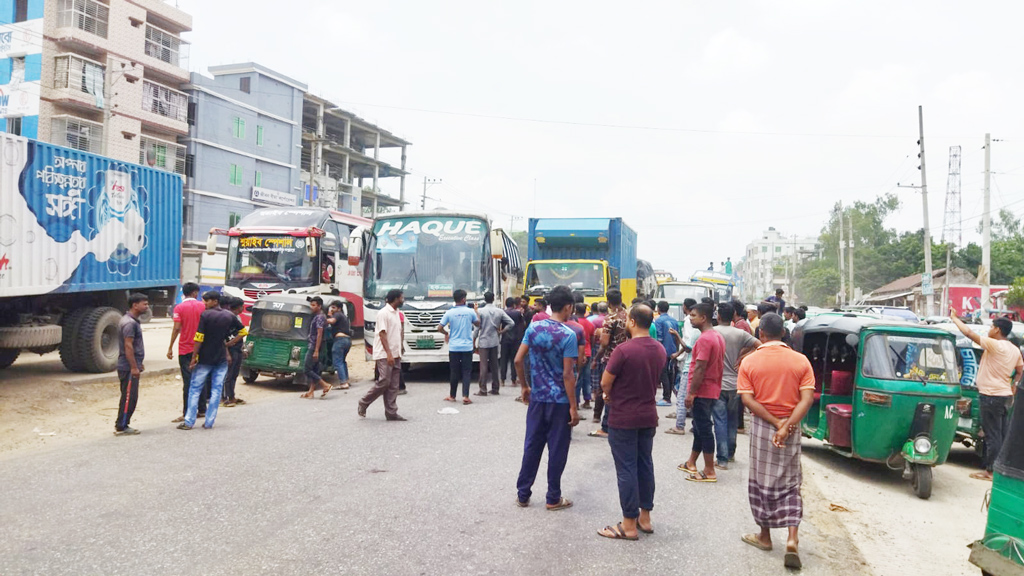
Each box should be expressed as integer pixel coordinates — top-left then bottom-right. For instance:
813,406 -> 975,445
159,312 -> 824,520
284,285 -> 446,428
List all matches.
56,0 -> 109,38
144,23 -> 189,68
139,135 -> 186,174
51,116 -> 103,154
53,54 -> 104,98
141,80 -> 188,123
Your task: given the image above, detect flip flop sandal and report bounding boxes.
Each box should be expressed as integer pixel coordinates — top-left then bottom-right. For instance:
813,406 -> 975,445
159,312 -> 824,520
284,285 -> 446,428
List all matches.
321,384 -> 333,398
784,549 -> 802,569
546,497 -> 573,511
741,533 -> 772,551
969,472 -> 992,481
339,383 -> 350,390
637,523 -> 654,535
515,498 -> 530,508
685,471 -> 717,483
588,430 -> 608,438
443,397 -> 456,402
598,522 -> 638,541
463,398 -> 473,405
665,428 -> 686,435
677,463 -> 698,473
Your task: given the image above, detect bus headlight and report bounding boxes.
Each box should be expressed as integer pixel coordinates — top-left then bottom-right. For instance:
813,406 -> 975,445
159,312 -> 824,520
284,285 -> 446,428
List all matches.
913,437 -> 932,454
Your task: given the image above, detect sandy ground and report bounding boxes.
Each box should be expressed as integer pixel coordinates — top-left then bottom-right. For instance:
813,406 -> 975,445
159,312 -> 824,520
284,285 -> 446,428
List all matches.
0,349 -> 375,459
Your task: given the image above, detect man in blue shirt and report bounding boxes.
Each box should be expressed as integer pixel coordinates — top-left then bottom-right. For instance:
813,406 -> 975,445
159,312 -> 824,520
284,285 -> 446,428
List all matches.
439,289 -> 480,405
654,301 -> 679,407
513,285 -> 580,511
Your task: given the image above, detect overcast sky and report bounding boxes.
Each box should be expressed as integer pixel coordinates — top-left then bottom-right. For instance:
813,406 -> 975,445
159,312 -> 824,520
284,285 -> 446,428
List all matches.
178,0 -> 1024,279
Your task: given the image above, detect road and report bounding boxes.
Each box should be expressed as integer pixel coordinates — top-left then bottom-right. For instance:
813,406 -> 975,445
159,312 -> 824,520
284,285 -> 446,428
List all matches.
0,363 -> 863,576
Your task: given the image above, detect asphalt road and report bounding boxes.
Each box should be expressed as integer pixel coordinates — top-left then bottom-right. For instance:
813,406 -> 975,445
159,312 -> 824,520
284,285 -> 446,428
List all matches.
0,366 -> 850,576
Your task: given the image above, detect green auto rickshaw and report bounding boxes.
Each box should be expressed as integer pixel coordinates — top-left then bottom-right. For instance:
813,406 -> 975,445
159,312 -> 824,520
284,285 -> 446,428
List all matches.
241,294 -> 339,384
968,384 -> 1024,575
792,313 -> 962,499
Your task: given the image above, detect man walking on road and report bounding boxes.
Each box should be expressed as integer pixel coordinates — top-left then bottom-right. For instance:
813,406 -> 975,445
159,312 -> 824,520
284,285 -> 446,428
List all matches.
591,289 -> 628,437
712,303 -> 760,469
679,302 -> 725,482
359,289 -> 406,421
597,304 -> 664,540
167,282 -> 208,423
439,289 -> 480,403
737,313 -> 815,570
179,291 -> 242,430
666,298 -> 698,435
653,301 -> 678,407
514,285 -> 579,511
115,293 -> 149,436
477,291 -> 514,395
300,297 -> 332,399
951,311 -> 1022,480
500,297 -> 525,387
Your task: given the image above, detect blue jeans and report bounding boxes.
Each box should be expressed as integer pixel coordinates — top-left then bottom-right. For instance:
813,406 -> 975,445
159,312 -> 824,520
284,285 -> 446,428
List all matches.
712,390 -> 739,464
576,357 -> 592,403
332,337 -> 352,383
675,368 -> 689,430
608,427 -> 656,518
186,361 -> 228,428
517,401 -> 572,505
690,397 -> 716,457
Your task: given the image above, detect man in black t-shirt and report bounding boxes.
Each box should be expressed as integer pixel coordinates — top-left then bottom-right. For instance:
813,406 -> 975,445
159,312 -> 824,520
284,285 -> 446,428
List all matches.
223,297 -> 248,407
178,291 -> 243,430
327,300 -> 352,389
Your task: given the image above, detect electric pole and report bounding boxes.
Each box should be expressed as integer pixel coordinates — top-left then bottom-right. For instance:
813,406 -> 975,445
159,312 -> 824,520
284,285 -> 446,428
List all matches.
848,210 -> 854,303
981,133 -> 992,313
422,177 -> 441,210
918,106 -> 935,317
838,203 -> 846,306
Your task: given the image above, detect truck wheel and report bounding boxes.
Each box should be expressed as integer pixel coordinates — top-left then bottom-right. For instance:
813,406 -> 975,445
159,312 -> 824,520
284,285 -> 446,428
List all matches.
59,308 -> 91,372
0,325 -> 62,349
139,307 -> 153,324
912,464 -> 932,500
0,349 -> 19,369
242,369 -> 259,383
78,307 -> 122,373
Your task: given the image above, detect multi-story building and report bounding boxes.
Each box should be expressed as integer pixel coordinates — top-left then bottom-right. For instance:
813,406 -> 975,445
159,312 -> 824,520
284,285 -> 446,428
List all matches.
302,93 -> 409,216
179,62 -> 306,247
738,227 -> 820,302
0,0 -> 191,174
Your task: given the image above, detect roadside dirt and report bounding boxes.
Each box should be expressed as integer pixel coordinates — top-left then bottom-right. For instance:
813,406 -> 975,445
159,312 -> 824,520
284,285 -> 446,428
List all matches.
0,354 -> 375,459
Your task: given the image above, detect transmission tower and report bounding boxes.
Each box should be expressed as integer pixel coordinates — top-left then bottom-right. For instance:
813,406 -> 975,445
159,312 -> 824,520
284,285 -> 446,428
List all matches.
942,146 -> 962,247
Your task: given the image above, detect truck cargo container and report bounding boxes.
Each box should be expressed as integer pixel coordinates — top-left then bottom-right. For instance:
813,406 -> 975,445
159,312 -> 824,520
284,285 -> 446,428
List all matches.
0,134 -> 181,372
525,218 -> 638,305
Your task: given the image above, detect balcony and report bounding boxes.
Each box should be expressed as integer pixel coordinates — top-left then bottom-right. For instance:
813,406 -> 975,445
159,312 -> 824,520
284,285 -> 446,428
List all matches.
144,23 -> 189,69
51,115 -> 103,154
55,0 -> 110,39
52,54 -> 104,107
141,80 -> 188,123
139,135 -> 185,175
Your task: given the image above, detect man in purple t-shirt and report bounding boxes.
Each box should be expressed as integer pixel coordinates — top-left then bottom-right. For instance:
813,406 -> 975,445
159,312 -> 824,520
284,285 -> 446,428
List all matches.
597,304 -> 665,540
680,302 -> 725,483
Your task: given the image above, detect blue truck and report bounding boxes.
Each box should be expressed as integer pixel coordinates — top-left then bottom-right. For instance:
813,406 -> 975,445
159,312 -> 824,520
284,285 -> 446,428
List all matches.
0,134 -> 182,372
524,217 -> 638,306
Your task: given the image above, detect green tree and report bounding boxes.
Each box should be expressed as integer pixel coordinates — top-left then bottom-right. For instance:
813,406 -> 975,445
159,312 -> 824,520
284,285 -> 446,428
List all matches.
1006,277 -> 1024,309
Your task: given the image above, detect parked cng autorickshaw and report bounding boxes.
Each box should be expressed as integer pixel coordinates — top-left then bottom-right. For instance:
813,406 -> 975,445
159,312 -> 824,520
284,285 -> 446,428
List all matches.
791,313 -> 962,499
240,294 -> 337,384
969,384 -> 1024,575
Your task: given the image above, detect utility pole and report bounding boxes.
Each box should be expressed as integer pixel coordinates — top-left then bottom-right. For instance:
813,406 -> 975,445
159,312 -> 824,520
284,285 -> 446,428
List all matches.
918,105 -> 935,317
838,203 -> 846,306
981,133 -> 992,314
848,210 -> 855,303
421,177 -> 441,210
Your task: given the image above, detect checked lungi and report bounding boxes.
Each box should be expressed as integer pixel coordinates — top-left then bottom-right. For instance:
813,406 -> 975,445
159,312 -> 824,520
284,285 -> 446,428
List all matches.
748,414 -> 803,528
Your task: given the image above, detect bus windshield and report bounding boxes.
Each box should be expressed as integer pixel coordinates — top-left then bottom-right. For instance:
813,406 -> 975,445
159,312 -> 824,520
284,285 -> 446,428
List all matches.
226,235 -> 317,288
365,216 -> 490,300
861,333 -> 958,384
657,284 -> 711,302
526,262 -> 604,296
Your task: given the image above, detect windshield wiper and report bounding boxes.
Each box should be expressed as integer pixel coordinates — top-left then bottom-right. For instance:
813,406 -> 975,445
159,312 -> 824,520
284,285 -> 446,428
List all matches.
399,257 -> 418,294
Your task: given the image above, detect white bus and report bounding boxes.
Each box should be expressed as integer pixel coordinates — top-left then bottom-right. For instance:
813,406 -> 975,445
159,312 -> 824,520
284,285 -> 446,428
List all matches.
349,211 -> 523,365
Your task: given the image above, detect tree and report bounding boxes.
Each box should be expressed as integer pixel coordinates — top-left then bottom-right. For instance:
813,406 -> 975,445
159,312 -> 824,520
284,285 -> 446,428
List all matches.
1006,277 -> 1024,309
508,230 -> 528,253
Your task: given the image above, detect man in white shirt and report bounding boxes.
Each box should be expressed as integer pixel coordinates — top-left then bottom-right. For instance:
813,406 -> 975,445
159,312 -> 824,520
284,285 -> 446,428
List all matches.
358,289 -> 407,421
666,298 -> 700,435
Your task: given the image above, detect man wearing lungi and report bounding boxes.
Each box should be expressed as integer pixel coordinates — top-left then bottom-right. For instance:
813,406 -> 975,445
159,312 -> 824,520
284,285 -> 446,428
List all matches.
736,313 -> 815,570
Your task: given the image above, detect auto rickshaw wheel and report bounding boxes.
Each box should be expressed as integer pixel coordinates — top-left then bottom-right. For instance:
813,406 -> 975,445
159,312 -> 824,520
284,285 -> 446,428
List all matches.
912,464 -> 933,499
242,369 -> 259,384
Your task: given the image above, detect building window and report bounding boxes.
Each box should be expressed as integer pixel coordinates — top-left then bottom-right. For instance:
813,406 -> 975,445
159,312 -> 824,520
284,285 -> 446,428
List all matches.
53,54 -> 105,98
255,171 -> 262,187
140,136 -> 185,174
11,57 -> 25,84
7,117 -> 23,136
51,116 -> 102,154
56,0 -> 110,39
256,125 -> 264,146
240,77 -> 251,94
142,80 -> 188,122
229,164 -> 243,186
145,24 -> 186,67
232,117 -> 245,139
775,246 -> 781,253
229,212 -> 241,227
15,0 -> 28,22
761,246 -> 767,253
185,153 -> 195,178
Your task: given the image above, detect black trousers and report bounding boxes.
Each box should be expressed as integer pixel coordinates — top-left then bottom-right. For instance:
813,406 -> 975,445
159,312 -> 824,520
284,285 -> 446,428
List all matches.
659,358 -> 676,402
449,351 -> 473,398
225,347 -> 242,400
609,427 -> 656,518
179,353 -> 210,415
980,394 -> 1013,472
115,370 -> 140,431
499,340 -> 519,383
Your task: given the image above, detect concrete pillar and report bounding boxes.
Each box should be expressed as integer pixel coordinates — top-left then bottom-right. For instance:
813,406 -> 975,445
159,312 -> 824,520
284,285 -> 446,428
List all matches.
344,119 -> 351,148
399,145 -> 406,211
374,132 -> 380,160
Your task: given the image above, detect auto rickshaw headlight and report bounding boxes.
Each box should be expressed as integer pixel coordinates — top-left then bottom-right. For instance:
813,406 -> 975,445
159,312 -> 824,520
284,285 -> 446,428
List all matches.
245,342 -> 255,355
913,436 -> 933,454
955,398 -> 971,416
290,346 -> 302,361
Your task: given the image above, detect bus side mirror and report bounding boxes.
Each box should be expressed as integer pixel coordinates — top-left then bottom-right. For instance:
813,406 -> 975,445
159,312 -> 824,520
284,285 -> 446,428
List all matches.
306,237 -> 317,258
206,234 -> 217,255
491,230 -> 505,260
348,236 -> 363,266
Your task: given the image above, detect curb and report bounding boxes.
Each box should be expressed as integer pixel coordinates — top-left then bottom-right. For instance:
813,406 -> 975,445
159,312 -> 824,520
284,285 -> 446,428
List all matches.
59,367 -> 180,387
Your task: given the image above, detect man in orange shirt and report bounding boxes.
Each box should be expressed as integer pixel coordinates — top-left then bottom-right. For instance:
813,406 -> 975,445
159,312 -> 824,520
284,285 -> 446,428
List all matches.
736,313 -> 815,570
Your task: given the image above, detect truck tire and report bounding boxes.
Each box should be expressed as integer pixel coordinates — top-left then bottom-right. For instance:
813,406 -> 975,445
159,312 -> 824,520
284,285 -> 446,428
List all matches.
78,307 -> 123,373
0,348 -> 19,369
0,325 -> 62,349
59,308 -> 91,372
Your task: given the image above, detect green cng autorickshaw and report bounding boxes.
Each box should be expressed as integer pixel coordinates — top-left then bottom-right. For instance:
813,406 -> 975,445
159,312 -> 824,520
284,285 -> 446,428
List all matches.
791,313 -> 962,499
240,294 -> 337,384
969,385 -> 1024,575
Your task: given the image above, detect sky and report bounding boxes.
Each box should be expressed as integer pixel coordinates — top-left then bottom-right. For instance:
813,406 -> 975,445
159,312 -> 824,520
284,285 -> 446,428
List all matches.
177,0 -> 1024,279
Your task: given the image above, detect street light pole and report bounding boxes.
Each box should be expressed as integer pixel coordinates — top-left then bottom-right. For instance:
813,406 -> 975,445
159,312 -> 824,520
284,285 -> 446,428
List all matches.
918,106 -> 935,317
